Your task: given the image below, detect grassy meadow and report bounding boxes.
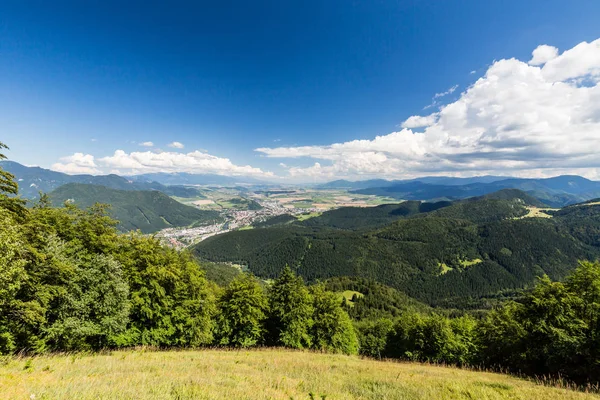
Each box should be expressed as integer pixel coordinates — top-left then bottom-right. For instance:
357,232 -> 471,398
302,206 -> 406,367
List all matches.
1,349 -> 597,400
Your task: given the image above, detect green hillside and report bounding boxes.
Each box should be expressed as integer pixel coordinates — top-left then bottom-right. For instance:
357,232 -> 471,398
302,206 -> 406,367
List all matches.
0,161 -> 204,199
193,191 -> 600,306
300,200 -> 451,230
50,183 -> 222,233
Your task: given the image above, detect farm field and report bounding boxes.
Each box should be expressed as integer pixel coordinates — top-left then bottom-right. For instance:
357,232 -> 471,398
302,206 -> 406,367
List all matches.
175,187 -> 398,211
0,349 -> 597,400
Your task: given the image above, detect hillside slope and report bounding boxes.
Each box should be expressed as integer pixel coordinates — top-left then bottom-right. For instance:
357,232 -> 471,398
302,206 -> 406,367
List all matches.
50,183 -> 221,233
1,349 -> 593,400
0,161 -> 202,199
193,191 -> 600,305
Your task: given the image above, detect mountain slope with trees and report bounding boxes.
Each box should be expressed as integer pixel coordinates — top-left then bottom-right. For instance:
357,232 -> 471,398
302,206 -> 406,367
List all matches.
5,142 -> 600,387
0,161 -> 203,199
193,191 -> 600,306
50,183 -> 221,233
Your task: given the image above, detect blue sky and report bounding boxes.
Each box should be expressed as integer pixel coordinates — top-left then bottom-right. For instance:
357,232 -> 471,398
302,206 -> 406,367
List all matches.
1,0 -> 600,182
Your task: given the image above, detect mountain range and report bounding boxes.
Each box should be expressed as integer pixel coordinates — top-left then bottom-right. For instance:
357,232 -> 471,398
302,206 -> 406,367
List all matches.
0,161 -> 264,199
5,161 -> 600,208
321,175 -> 600,207
127,172 -> 265,186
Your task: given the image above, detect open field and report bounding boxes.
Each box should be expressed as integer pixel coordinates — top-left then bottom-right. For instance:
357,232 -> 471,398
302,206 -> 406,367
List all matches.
259,189 -> 398,210
0,349 -> 597,400
297,211 -> 323,221
519,206 -> 556,218
579,201 -> 600,207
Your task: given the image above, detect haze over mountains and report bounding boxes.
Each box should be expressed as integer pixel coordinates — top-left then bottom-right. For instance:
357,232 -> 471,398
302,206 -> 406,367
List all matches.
4,160 -> 600,209
319,175 -> 600,207
0,161 -> 259,199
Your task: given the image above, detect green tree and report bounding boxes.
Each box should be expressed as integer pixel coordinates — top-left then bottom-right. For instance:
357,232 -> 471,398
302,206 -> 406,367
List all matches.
0,142 -> 27,218
215,273 -> 268,347
565,261 -> 600,381
479,263 -> 600,383
355,318 -> 394,358
0,209 -> 28,353
113,235 -> 215,347
43,237 -> 130,350
267,266 -> 313,349
388,312 -> 477,365
310,284 -> 358,355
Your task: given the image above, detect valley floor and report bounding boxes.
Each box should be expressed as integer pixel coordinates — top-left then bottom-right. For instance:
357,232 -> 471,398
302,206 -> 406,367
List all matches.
0,349 -> 597,400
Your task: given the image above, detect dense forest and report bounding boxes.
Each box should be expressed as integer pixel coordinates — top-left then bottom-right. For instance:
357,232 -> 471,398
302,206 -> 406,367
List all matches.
3,141 -> 600,386
193,192 -> 600,306
50,183 -> 222,233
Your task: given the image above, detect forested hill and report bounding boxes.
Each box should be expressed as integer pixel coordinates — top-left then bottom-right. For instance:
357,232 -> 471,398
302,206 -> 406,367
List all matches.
193,190 -> 600,306
50,183 -> 221,233
0,161 -> 202,199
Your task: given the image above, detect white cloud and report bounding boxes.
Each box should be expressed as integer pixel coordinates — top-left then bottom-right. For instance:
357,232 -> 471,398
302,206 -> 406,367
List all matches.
541,40 -> 600,82
528,44 -> 559,66
52,149 -> 273,178
168,141 -> 185,149
401,113 -> 439,129
257,38 -> 600,181
434,84 -> 459,99
99,149 -> 274,178
51,153 -> 101,175
424,85 -> 459,109
59,150 -> 273,178
140,141 -> 154,147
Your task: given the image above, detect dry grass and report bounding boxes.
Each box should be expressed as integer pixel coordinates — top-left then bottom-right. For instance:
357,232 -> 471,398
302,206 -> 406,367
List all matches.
1,348 -> 598,400
579,202 -> 600,207
517,206 -> 556,219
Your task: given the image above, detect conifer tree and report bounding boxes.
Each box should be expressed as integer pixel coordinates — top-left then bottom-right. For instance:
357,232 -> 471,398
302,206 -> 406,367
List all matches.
0,142 -> 27,219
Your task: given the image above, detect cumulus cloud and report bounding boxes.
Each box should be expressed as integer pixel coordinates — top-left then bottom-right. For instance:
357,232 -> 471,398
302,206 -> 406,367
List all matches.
257,38 -> 600,181
401,113 -> 439,129
140,141 -> 154,147
51,153 -> 101,175
528,44 -> 559,66
51,149 -> 273,178
168,141 -> 185,149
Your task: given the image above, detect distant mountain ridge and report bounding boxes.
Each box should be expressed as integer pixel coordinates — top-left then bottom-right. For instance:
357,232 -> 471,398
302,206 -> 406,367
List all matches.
126,172 -> 266,186
317,176 -> 509,190
0,161 -> 258,200
346,175 -> 600,207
